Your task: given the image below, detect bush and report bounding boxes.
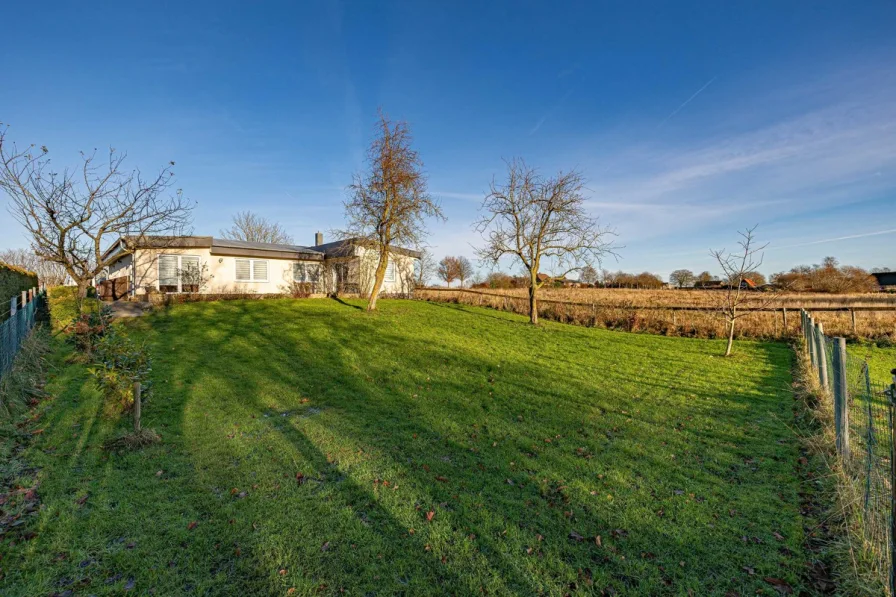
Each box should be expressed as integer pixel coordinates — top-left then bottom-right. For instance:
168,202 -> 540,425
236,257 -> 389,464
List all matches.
65,306 -> 112,353
282,281 -> 314,298
48,286 -> 101,332
89,327 -> 151,410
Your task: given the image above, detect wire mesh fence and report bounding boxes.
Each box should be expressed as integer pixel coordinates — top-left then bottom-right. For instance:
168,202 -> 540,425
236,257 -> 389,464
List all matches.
802,309 -> 896,594
1,289 -> 42,378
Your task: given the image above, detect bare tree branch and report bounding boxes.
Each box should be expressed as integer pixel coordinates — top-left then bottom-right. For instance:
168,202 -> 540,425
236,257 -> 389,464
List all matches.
473,158 -> 616,323
709,225 -> 776,356
0,125 -> 194,299
219,211 -> 293,244
340,110 -> 445,310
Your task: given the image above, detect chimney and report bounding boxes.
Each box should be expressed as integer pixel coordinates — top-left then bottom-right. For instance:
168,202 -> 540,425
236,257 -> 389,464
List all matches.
314,231 -> 323,246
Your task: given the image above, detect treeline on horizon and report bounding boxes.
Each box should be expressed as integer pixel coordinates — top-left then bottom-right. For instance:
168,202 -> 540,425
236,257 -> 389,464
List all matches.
461,256 -> 887,293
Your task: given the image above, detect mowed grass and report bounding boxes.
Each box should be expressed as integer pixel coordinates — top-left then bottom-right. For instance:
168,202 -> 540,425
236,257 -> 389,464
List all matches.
2,299 -> 806,595
848,343 -> 896,386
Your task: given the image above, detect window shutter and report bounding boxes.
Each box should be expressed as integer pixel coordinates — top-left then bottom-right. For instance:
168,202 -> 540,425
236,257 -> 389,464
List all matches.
181,255 -> 200,276
235,259 -> 251,282
252,260 -> 268,281
158,255 -> 178,286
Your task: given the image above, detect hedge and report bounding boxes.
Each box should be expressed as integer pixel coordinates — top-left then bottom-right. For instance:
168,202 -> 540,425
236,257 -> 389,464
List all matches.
47,286 -> 101,332
0,262 -> 38,321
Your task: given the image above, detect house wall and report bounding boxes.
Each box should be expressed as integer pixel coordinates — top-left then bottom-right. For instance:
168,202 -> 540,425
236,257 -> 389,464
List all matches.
125,248 -> 320,295
354,246 -> 416,295
105,245 -> 418,297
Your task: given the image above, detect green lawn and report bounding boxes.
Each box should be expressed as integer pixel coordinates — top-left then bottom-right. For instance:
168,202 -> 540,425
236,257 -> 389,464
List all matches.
2,299 -> 806,595
848,343 -> 896,387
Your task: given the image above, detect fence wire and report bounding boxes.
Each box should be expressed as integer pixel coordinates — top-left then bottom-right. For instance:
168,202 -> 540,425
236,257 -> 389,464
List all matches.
803,309 -> 896,594
0,292 -> 42,378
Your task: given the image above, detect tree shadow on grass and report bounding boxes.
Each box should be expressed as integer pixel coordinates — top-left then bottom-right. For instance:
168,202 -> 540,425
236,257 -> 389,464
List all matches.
11,299 -> 808,595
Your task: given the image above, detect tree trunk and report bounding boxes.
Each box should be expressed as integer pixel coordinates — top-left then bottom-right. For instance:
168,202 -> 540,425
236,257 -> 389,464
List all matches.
528,284 -> 538,324
77,279 -> 89,299
367,251 -> 389,312
725,319 -> 736,356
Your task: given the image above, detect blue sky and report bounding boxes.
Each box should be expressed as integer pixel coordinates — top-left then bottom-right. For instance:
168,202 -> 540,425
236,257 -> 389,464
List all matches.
2,1 -> 895,279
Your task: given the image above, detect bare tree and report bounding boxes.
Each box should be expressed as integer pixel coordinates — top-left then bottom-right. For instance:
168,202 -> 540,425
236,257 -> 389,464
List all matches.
669,269 -> 695,288
0,126 -> 193,300
455,256 -> 474,288
580,265 -> 598,286
219,211 -> 293,244
342,111 -> 445,311
437,256 -> 459,288
710,226 -> 774,356
414,248 -> 437,287
474,159 -> 615,324
0,247 -> 69,287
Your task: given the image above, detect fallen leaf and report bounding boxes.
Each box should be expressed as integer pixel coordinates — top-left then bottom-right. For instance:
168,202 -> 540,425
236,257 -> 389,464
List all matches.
296,473 -> 305,484
155,470 -> 163,477
763,577 -> 793,595
435,476 -> 448,483
76,495 -> 88,506
187,521 -> 198,531
594,535 -> 602,547
568,530 -> 584,542
426,510 -> 435,522
321,541 -> 330,552
279,569 -> 287,575
773,531 -> 785,541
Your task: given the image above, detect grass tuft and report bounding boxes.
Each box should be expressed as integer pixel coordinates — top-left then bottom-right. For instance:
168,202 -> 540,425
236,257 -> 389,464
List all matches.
102,428 -> 161,451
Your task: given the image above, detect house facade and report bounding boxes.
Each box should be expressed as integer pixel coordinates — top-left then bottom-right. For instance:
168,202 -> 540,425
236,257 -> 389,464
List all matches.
100,234 -> 418,299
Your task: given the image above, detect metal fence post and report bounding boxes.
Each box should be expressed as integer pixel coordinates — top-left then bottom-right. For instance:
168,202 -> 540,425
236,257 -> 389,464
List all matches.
9,297 -> 16,318
815,321 -> 829,390
833,337 -> 849,461
890,367 -> 896,597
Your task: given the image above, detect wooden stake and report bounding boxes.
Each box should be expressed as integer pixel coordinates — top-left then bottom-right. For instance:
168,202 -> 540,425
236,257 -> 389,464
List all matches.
133,382 -> 142,432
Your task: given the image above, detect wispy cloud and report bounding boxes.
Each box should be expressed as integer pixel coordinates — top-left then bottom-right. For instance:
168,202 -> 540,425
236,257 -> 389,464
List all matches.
529,87 -> 576,136
656,76 -> 717,128
770,228 -> 896,251
434,191 -> 483,201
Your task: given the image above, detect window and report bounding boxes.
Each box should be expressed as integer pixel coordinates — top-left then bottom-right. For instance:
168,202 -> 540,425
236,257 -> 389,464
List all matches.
294,262 -> 320,283
235,258 -> 268,282
384,259 -> 396,282
158,254 -> 201,293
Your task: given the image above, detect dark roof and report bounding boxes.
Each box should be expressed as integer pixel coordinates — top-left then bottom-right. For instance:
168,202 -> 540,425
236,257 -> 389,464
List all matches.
311,238 -> 422,259
104,235 -> 421,261
210,238 -> 315,253
872,271 -> 896,286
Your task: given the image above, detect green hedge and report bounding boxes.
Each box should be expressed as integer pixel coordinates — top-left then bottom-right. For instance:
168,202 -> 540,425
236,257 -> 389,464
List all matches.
0,262 -> 38,322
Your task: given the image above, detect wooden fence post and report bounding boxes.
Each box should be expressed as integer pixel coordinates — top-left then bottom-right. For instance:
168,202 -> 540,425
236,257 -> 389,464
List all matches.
782,308 -> 787,335
850,309 -> 857,335
133,382 -> 142,432
21,291 -> 27,307
833,337 -> 849,461
815,321 -> 828,390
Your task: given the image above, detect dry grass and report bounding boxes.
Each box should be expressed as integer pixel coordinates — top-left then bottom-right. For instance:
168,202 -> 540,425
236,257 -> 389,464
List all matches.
102,427 -> 161,451
794,347 -> 891,596
418,288 -> 896,340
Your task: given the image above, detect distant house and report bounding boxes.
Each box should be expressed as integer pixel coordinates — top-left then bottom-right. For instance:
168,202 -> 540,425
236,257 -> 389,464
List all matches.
872,271 -> 896,291
693,280 -> 724,289
99,233 -> 419,299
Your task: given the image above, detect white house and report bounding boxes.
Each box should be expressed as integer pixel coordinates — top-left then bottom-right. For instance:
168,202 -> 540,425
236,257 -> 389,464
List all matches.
99,233 -> 419,299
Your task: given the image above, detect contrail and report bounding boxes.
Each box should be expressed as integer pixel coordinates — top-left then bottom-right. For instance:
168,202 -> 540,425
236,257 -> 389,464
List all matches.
657,76 -> 717,128
772,228 -> 896,250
